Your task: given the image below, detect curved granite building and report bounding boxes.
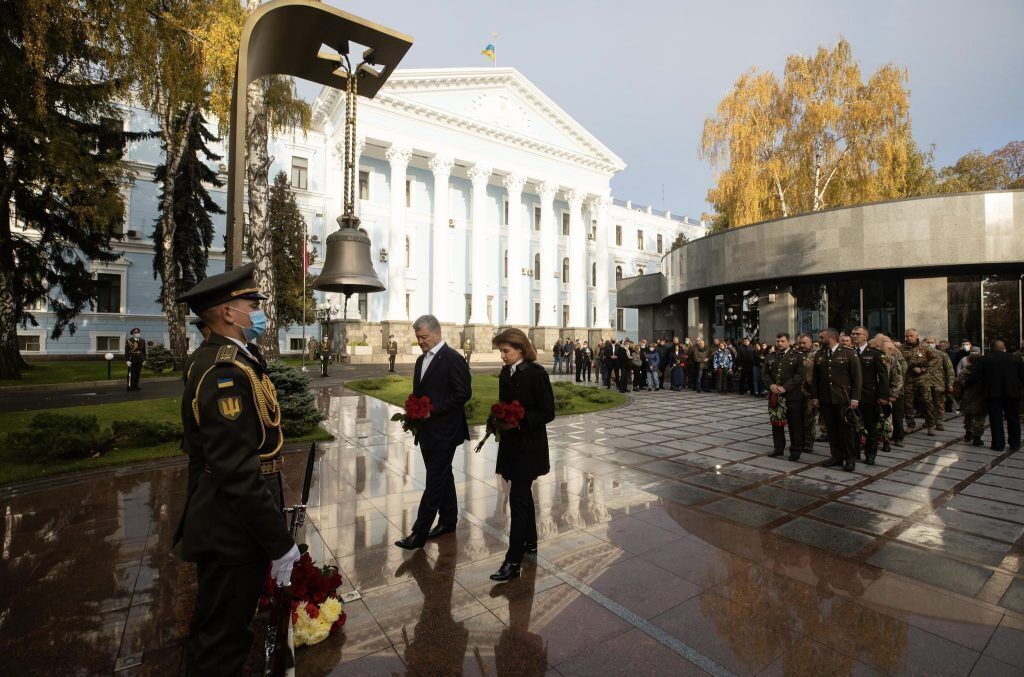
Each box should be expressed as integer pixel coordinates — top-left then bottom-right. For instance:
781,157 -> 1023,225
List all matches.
617,190 -> 1024,347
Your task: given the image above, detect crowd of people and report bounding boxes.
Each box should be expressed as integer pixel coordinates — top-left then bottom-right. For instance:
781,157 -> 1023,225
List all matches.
553,329 -> 1023,468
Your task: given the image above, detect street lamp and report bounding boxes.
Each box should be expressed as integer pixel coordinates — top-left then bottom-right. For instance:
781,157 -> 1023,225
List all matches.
104,352 -> 114,380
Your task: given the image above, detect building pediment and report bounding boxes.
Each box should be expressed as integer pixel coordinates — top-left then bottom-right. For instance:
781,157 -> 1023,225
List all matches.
314,67 -> 626,175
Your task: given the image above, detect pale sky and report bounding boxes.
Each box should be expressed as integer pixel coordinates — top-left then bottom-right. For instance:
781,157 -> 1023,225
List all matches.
303,0 -> 1024,220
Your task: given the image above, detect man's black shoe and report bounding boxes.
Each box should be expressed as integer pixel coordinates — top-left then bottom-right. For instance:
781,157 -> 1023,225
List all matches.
822,459 -> 842,467
489,561 -> 522,582
788,454 -> 801,462
1011,445 -> 1022,452
843,462 -> 856,471
992,446 -> 1006,452
972,438 -> 984,447
524,541 -> 538,554
427,524 -> 457,539
865,456 -> 876,466
770,450 -> 785,457
394,533 -> 427,550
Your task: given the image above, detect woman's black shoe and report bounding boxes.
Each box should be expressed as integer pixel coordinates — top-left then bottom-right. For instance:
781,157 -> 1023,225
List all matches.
524,541 -> 538,554
489,561 -> 522,582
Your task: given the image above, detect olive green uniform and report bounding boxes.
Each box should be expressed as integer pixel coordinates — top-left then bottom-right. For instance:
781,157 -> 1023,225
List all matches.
800,348 -> 818,454
927,349 -> 954,429
901,341 -> 935,431
953,360 -> 986,441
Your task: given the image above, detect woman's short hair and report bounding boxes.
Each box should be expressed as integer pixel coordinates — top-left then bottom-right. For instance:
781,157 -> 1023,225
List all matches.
492,327 -> 538,362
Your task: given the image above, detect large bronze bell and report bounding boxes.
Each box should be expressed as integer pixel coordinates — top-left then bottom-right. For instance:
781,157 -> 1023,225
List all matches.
313,216 -> 385,295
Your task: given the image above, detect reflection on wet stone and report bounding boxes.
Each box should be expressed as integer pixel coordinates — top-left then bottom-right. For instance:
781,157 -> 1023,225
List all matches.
8,386 -> 1024,675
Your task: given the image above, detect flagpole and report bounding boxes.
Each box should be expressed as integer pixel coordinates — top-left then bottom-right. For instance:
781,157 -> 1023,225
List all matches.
492,32 -> 498,68
301,221 -> 307,372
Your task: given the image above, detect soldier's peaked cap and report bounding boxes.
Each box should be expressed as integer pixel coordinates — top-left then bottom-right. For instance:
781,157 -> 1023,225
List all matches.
175,262 -> 267,313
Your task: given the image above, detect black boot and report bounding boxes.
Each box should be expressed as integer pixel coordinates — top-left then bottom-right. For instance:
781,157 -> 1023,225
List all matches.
489,561 -> 522,582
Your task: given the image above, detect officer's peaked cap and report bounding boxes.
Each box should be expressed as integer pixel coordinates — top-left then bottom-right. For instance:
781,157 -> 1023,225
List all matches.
175,262 -> 268,313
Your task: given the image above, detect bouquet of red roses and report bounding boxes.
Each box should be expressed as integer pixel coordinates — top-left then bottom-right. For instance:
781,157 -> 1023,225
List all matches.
474,399 -> 526,452
391,394 -> 432,445
258,550 -> 346,647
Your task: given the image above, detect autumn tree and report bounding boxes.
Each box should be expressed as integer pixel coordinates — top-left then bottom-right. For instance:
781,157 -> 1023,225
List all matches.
702,38 -> 930,228
936,140 -> 1023,193
0,0 -> 140,379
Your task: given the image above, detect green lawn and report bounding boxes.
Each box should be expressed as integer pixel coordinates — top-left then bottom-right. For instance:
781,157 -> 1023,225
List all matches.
0,360 -> 179,388
345,373 -> 626,426
0,396 -> 333,486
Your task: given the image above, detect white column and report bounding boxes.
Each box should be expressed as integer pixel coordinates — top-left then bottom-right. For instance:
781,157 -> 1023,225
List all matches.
428,155 -> 454,322
566,189 -> 587,327
467,163 -> 492,324
384,144 -> 411,321
537,181 -> 558,327
591,196 -> 611,329
503,174 -> 526,325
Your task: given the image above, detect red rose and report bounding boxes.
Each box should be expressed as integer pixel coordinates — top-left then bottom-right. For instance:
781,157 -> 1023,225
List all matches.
305,602 -> 320,619
291,611 -> 298,624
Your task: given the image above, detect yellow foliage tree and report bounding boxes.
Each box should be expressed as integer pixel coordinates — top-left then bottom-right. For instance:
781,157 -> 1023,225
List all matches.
702,38 -> 930,229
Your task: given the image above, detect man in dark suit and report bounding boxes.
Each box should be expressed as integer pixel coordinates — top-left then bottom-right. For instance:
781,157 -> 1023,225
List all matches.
966,340 -> 1024,451
613,339 -> 629,393
395,314 -> 472,550
737,338 -> 756,395
811,327 -> 862,471
762,332 -> 806,460
851,325 -> 890,465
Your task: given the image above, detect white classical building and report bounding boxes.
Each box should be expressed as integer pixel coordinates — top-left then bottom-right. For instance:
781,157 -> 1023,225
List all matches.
19,67 -> 705,358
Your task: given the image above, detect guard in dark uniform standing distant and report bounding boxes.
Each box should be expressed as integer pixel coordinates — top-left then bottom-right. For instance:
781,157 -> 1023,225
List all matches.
125,327 -> 146,391
173,262 -> 299,676
387,334 -> 398,373
316,336 -> 331,377
811,327 -> 862,471
761,332 -> 806,461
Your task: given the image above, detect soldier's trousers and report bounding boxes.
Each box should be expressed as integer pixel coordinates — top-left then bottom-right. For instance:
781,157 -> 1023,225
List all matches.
820,403 -> 856,463
802,399 -> 818,453
963,413 -> 985,438
903,379 -> 934,428
128,356 -> 144,389
930,387 -> 946,427
770,397 -> 804,456
388,354 -> 396,372
892,398 -> 906,442
858,401 -> 881,460
186,559 -> 267,676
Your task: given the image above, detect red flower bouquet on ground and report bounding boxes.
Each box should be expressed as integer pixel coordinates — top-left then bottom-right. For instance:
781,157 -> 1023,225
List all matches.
391,394 -> 432,445
474,399 -> 526,452
258,550 -> 346,647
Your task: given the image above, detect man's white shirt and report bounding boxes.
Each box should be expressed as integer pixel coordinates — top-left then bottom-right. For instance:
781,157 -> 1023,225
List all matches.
419,340 -> 446,381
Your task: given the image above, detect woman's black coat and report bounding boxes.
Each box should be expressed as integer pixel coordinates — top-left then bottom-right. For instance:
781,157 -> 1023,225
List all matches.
495,361 -> 555,481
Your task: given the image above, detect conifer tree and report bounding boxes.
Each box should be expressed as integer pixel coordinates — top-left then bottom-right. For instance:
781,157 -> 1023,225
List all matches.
260,172 -> 315,329
152,106 -> 224,366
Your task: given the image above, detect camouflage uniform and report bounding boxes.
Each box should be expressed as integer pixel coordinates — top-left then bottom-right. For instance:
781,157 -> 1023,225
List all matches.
927,349 -> 954,430
953,360 -> 986,441
800,347 -> 818,453
901,341 -> 935,432
879,352 -> 903,444
890,351 -> 908,443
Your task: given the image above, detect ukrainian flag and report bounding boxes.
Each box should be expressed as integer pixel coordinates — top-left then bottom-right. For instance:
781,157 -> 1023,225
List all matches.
481,43 -> 495,61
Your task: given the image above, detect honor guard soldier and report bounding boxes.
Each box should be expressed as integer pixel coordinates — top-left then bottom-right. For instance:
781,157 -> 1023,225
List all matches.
316,336 -> 331,377
125,327 -> 146,391
463,336 -> 474,366
183,319 -> 212,383
762,332 -> 806,461
173,262 -> 299,675
387,333 -> 398,372
811,327 -> 862,471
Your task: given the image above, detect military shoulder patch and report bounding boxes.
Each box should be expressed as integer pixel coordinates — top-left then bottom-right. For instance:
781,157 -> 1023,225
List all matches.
218,396 -> 242,420
216,344 -> 238,364
217,377 -> 234,389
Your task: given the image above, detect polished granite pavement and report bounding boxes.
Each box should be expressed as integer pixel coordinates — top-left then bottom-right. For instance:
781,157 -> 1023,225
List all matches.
3,378 -> 1024,676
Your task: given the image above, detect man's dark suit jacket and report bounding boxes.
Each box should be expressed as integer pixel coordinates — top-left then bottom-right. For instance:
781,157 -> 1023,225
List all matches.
412,342 -> 471,449
966,351 -> 1024,400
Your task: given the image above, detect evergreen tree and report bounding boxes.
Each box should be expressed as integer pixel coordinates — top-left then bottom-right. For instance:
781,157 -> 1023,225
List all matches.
259,171 -> 315,328
0,0 -> 142,379
152,105 -> 224,366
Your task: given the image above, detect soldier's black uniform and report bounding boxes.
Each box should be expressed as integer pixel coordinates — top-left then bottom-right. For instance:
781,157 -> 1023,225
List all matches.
854,343 -> 890,464
812,344 -> 863,470
387,336 -> 398,372
316,337 -> 331,377
125,333 -> 146,390
762,347 -> 806,459
173,264 -> 294,676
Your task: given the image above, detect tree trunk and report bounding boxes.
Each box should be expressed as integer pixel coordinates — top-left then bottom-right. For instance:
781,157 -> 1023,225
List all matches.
246,77 -> 279,360
158,105 -> 196,370
0,198 -> 26,379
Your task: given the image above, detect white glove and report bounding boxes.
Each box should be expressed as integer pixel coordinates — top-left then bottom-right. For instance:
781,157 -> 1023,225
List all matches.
271,544 -> 300,586
126,361 -> 132,367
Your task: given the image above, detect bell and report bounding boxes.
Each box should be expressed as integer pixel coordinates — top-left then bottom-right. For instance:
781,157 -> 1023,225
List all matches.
312,217 -> 386,295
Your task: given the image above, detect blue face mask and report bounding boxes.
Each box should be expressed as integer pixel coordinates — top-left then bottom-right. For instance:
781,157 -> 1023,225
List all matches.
230,307 -> 267,341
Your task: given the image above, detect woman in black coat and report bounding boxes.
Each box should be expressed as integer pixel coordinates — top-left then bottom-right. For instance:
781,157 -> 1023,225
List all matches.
489,328 -> 555,582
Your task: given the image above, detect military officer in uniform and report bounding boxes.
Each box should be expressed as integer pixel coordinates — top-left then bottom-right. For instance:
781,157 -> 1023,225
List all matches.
463,336 -> 474,366
125,327 -> 146,391
797,332 -> 819,457
901,329 -> 936,435
173,262 -> 299,676
811,328 -> 862,471
925,337 -> 954,430
316,336 -> 331,377
387,333 -> 399,373
762,332 -> 806,460
851,326 -> 890,465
